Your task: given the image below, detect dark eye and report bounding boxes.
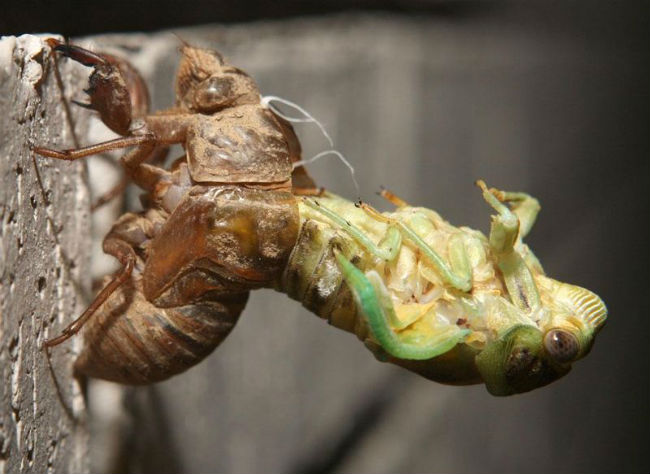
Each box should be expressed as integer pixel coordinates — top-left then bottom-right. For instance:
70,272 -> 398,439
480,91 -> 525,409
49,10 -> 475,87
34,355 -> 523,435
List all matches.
193,76 -> 234,112
544,329 -> 579,363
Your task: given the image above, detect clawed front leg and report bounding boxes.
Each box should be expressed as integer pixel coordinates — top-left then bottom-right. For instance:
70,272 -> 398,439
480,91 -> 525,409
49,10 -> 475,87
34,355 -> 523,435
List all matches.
476,180 -> 541,311
33,41 -> 185,195
45,38 -> 149,136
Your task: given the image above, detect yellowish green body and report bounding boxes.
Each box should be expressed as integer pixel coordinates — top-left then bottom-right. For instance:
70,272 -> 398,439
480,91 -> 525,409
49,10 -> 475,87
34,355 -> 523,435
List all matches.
278,183 -> 606,395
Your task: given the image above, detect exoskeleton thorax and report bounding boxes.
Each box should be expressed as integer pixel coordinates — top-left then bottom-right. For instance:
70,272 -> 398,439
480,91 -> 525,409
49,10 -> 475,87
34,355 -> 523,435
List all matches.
36,40 -> 306,383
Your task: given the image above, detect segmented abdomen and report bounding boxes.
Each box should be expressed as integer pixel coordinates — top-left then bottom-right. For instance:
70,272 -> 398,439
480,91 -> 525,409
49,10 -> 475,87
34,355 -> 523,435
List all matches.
74,266 -> 247,384
278,215 -> 372,344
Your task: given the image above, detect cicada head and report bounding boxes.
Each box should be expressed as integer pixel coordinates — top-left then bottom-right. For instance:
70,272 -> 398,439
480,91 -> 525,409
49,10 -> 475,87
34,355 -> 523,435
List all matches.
175,45 -> 260,113
476,278 -> 607,396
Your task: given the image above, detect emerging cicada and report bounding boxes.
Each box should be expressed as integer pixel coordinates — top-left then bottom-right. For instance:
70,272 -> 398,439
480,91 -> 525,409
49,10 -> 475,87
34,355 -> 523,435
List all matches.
289,187 -> 606,395
35,39 -> 606,395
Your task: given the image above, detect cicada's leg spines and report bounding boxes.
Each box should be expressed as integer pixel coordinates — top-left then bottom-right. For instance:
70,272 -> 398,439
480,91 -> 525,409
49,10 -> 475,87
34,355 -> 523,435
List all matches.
333,251 -> 469,360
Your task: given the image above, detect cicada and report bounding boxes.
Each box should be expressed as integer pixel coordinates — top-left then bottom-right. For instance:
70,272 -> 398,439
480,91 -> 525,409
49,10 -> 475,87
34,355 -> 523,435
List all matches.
286,187 -> 606,395
35,39 -> 606,395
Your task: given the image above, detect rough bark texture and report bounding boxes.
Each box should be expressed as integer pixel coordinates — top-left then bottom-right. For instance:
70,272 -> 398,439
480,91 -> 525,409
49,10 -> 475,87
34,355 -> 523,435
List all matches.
0,35 -> 90,474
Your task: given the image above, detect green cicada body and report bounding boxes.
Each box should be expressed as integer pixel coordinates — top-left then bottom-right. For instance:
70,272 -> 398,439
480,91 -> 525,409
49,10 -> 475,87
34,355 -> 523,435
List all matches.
278,184 -> 607,396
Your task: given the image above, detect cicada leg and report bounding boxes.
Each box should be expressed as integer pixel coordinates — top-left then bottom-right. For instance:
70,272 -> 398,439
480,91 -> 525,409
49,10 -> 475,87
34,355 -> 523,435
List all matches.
35,40 -> 176,210
359,203 -> 472,292
481,184 -> 541,239
334,251 -> 469,360
42,211 -> 154,348
33,134 -> 170,197
44,38 -> 150,136
476,180 -> 541,311
378,186 -> 409,208
43,237 -> 136,348
302,199 -> 402,262
304,198 -> 472,291
91,145 -> 171,211
32,134 -> 155,161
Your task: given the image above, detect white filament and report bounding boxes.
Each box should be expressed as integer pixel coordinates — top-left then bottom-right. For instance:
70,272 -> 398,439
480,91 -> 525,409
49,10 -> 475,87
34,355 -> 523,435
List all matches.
262,95 -> 360,198
294,150 -> 360,199
261,95 -> 334,147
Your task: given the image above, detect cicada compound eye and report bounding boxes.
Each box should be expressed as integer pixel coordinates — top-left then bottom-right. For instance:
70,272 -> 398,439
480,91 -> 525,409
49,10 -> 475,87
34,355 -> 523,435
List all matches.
193,76 -> 235,113
544,329 -> 579,363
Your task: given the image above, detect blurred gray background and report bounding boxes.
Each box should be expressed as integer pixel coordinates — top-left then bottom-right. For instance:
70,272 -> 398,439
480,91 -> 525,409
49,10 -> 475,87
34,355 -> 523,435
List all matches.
12,2 -> 649,473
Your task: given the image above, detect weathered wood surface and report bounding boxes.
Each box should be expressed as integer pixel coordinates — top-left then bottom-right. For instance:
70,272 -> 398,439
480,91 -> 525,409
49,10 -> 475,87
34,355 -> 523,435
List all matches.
0,35 -> 90,474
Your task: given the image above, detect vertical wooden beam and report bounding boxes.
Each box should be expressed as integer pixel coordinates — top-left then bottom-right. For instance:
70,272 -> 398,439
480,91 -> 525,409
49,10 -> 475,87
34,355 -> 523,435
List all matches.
0,35 -> 90,474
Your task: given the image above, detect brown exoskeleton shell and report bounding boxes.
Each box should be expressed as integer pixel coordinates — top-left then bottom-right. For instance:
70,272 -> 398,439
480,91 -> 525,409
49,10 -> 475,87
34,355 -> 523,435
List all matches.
142,186 -> 299,307
36,40 -> 312,384
186,107 -> 294,184
74,212 -> 250,383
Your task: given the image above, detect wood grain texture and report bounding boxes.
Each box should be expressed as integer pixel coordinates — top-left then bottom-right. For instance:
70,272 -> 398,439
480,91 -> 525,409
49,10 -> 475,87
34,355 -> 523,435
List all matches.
0,35 -> 90,474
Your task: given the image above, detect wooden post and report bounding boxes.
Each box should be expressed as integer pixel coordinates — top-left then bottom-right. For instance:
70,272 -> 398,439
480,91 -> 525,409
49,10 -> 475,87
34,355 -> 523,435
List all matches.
0,35 -> 90,474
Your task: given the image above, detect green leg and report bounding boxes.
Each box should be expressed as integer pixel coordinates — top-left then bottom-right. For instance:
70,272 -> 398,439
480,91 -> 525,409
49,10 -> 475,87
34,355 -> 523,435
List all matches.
476,180 -> 541,311
305,198 -> 472,292
448,234 -> 472,289
303,199 -> 402,261
490,189 -> 541,239
334,251 -> 469,360
360,203 -> 472,292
